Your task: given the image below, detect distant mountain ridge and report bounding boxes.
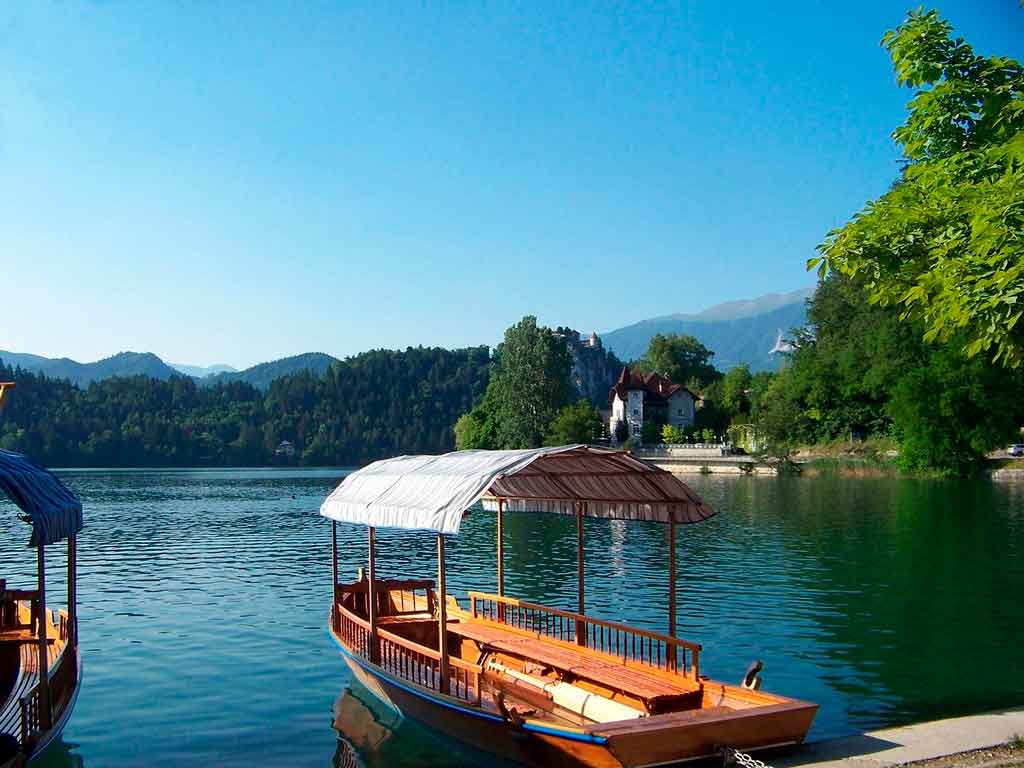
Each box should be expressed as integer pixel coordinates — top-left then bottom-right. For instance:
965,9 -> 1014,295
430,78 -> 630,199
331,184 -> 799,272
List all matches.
0,350 -> 338,390
3,287 -> 812,389
202,353 -> 339,390
602,287 -> 813,372
169,362 -> 237,378
0,350 -> 181,386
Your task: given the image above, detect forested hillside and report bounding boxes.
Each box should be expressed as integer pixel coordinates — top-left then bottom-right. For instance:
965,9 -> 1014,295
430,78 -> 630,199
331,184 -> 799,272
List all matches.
0,350 -> 182,386
0,346 -> 489,467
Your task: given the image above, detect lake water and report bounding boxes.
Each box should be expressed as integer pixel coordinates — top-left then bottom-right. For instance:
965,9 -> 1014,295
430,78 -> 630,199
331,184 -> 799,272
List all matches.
2,468 -> 1023,767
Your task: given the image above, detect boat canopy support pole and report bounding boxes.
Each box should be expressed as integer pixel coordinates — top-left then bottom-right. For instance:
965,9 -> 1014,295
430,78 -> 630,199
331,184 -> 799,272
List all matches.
576,502 -> 586,647
496,499 -> 505,623
668,521 -> 677,670
331,521 -> 338,591
68,534 -> 77,649
437,534 -> 450,695
368,527 -> 379,664
496,498 -> 504,597
37,544 -> 52,730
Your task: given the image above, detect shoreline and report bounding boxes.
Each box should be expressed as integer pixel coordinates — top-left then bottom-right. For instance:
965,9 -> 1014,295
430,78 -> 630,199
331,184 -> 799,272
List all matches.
777,708 -> 1024,768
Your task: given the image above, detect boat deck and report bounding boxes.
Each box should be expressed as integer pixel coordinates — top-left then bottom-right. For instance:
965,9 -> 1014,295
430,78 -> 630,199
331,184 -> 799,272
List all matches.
449,617 -> 700,708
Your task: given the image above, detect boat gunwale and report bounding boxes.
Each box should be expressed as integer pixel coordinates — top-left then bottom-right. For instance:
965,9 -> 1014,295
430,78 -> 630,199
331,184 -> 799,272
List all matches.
330,594 -> 816,733
327,611 -> 611,746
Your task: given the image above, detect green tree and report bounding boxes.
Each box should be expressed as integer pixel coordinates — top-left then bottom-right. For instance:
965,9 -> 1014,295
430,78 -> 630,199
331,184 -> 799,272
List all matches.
544,401 -> 603,446
661,423 -> 685,444
813,9 -> 1024,367
486,316 -> 574,448
720,364 -> 753,418
454,389 -> 499,450
748,371 -> 776,421
634,334 -> 720,389
888,345 -> 1024,475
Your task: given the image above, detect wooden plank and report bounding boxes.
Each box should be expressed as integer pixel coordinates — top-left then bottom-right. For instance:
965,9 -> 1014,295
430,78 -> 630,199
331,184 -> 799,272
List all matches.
448,619 -> 697,702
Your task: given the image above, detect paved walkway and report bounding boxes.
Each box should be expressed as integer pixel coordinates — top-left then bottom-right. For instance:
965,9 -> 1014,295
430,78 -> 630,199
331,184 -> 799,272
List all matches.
778,709 -> 1024,768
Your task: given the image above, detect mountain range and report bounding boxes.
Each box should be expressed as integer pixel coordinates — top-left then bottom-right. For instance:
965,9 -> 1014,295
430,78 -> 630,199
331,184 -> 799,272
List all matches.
601,286 -> 813,371
169,362 -> 238,378
0,350 -> 181,386
0,350 -> 339,390
1,287 -> 814,389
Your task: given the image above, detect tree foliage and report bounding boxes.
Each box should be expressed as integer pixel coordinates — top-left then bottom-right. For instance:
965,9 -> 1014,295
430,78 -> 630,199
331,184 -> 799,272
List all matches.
0,346 -> 490,467
454,316 -> 574,450
813,9 -> 1024,367
633,333 -> 720,390
544,400 -> 603,446
753,274 -> 1024,473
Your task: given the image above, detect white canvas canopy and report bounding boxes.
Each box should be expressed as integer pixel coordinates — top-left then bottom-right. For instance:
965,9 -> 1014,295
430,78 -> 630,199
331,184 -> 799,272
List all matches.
319,445 -> 714,535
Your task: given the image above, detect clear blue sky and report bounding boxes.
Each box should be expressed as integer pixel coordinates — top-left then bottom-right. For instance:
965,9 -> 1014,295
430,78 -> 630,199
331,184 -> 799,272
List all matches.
2,2 -> 1021,368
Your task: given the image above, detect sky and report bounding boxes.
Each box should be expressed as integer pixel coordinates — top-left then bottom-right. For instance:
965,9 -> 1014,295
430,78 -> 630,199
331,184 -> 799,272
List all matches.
1,2 -> 1021,369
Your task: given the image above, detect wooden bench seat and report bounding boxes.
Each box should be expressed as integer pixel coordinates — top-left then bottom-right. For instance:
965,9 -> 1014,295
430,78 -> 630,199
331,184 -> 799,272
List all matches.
448,619 -> 699,706
0,629 -> 54,646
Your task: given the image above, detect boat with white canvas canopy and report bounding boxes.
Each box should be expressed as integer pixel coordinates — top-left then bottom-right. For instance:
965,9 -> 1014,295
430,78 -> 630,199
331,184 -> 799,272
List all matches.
320,444 -> 816,767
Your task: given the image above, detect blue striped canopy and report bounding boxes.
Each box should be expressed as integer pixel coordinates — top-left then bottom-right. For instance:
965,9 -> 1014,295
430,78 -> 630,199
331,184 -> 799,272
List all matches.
0,450 -> 83,547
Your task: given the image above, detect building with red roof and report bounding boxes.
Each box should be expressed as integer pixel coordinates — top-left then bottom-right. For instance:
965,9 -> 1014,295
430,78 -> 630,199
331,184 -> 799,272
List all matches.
608,366 -> 697,444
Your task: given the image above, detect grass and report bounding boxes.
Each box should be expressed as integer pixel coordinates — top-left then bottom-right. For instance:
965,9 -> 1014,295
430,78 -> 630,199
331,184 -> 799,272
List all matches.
791,437 -> 902,478
793,436 -> 900,462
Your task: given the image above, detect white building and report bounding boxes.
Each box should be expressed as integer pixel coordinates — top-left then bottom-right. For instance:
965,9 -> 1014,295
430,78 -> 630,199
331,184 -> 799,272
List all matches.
608,366 -> 697,443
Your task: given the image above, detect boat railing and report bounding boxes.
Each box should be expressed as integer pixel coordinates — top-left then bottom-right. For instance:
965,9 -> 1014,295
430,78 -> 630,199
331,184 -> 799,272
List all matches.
376,626 -> 482,705
468,592 -> 702,680
336,602 -> 371,657
19,609 -> 76,747
335,603 -> 482,705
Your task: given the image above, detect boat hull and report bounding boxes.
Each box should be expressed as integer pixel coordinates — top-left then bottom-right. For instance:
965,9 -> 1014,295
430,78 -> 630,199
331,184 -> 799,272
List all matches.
336,641 -> 619,768
331,626 -> 815,768
0,647 -> 81,768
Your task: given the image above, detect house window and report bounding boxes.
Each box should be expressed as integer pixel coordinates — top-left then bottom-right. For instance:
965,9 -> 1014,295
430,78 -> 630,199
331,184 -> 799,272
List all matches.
678,408 -> 684,416
632,424 -> 641,436
632,408 -> 640,417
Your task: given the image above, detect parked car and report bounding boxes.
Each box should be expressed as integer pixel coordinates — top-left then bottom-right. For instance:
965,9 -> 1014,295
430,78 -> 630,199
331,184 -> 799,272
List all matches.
1009,444 -> 1024,457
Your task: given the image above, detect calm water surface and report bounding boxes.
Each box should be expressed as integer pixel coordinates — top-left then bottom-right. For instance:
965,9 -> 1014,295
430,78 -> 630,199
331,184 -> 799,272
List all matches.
2,468 -> 1022,767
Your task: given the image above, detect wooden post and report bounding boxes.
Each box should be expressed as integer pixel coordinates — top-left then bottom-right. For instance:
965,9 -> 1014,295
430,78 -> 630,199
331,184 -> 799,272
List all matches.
67,535 -> 77,648
576,502 -> 586,646
668,522 -> 677,670
367,527 -> 378,664
330,522 -> 339,632
37,544 -> 52,730
496,499 -> 505,597
437,533 -> 449,695
331,522 -> 339,591
496,499 -> 505,623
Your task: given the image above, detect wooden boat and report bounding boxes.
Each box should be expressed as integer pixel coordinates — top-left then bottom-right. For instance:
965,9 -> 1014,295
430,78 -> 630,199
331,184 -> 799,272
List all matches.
320,445 -> 817,768
1,382 -> 84,767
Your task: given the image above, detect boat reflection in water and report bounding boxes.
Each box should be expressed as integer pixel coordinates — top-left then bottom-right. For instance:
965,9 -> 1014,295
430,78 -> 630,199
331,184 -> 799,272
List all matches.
333,682 -> 510,768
